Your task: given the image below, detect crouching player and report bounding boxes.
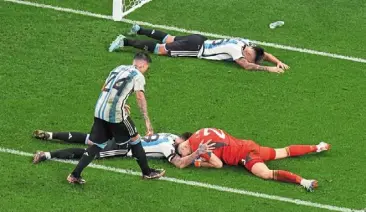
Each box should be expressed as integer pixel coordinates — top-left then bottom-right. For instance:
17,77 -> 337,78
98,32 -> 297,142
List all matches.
176,128 -> 331,192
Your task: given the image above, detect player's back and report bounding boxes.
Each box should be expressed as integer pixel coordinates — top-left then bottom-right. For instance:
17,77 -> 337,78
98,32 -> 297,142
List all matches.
127,133 -> 177,159
94,65 -> 144,123
188,128 -> 236,156
189,128 -> 254,165
198,38 -> 248,61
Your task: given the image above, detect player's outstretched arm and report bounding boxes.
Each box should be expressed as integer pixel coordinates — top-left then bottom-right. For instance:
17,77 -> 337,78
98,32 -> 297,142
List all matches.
135,90 -> 153,136
235,58 -> 284,74
170,142 -> 215,169
263,52 -> 290,70
170,152 -> 200,169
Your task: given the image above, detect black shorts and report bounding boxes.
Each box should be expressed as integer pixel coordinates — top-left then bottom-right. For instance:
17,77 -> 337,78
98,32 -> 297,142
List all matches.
89,117 -> 138,147
166,34 -> 207,57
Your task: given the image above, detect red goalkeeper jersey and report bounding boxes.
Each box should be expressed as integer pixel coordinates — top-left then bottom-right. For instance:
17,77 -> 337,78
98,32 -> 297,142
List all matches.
188,128 -> 258,166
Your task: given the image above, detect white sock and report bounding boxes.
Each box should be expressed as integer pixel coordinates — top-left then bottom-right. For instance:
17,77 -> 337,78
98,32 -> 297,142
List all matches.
300,179 -> 307,186
44,152 -> 51,159
316,142 -> 326,152
48,132 -> 53,140
315,144 -> 320,152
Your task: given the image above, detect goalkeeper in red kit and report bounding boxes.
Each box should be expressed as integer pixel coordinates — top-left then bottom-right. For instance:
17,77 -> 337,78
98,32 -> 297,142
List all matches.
176,128 -> 331,192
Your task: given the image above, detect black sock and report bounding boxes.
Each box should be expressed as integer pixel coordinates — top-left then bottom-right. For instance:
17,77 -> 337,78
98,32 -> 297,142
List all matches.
71,145 -> 101,177
50,148 -> 86,159
53,132 -> 88,144
130,138 -> 151,175
138,27 -> 169,42
124,38 -> 158,53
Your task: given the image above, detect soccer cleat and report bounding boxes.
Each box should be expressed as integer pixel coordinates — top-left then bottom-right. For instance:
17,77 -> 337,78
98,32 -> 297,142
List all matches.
127,24 -> 141,36
317,141 -> 331,152
33,151 -> 47,164
33,130 -> 50,140
108,35 -> 125,52
302,179 -> 318,192
142,168 -> 166,180
67,174 -> 86,184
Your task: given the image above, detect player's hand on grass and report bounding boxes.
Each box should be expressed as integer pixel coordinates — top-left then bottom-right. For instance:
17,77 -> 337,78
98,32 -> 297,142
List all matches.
268,66 -> 285,74
277,62 -> 290,70
197,140 -> 216,155
146,128 -> 154,136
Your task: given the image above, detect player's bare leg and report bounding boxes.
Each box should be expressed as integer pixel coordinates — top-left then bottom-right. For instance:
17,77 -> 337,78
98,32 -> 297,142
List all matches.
250,162 -> 318,192
274,142 -> 331,160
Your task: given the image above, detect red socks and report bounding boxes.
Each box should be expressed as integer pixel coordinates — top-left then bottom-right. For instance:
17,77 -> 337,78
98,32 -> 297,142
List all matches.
286,145 -> 317,157
273,170 -> 302,184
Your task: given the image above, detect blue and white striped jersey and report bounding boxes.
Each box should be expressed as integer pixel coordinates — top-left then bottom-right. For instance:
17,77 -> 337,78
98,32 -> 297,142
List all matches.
198,38 -> 252,61
94,65 -> 145,123
127,133 -> 179,161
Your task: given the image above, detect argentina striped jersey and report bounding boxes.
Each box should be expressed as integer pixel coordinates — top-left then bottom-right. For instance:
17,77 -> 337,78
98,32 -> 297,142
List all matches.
198,38 -> 252,61
127,133 -> 178,161
94,65 -> 145,123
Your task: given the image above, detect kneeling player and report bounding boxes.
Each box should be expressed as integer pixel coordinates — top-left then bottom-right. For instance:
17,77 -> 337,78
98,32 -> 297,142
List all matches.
176,128 -> 331,192
108,24 -> 289,73
32,130 -> 202,169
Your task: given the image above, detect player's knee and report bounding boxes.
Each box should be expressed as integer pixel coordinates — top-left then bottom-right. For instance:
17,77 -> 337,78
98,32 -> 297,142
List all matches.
86,140 -> 94,146
254,169 -> 273,180
155,44 -> 168,55
249,161 -> 271,179
129,135 -> 142,145
130,134 -> 140,141
215,162 -> 223,168
163,35 -> 175,44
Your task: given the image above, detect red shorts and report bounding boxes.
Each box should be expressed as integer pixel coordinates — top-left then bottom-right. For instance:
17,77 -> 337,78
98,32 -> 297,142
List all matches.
238,141 -> 276,171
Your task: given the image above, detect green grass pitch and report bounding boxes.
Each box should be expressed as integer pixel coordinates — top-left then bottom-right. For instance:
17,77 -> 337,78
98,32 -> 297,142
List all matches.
0,0 -> 365,211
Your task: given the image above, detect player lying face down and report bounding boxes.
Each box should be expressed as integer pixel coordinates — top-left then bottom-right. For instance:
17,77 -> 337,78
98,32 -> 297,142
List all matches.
108,25 -> 289,74
33,131 -> 186,165
176,128 -> 331,192
32,130 -> 215,170
31,103 -> 205,169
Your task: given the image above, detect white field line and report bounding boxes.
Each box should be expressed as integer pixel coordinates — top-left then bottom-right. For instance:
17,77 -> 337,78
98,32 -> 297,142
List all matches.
4,0 -> 366,64
0,147 -> 363,212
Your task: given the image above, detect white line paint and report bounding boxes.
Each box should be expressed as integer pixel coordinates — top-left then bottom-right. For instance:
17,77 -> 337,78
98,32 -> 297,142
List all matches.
0,147 -> 363,212
4,0 -> 366,64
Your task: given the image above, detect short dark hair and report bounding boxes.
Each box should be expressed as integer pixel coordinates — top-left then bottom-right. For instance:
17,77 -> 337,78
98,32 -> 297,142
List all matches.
174,132 -> 193,157
253,46 -> 264,64
181,132 -> 193,140
134,52 -> 152,63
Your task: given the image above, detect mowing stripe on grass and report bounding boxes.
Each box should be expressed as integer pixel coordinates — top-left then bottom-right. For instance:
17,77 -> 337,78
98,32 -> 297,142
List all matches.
0,147 -> 363,212
4,0 -> 366,64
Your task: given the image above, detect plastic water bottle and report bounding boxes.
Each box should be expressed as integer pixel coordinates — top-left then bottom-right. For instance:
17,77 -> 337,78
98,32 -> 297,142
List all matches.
269,21 -> 285,29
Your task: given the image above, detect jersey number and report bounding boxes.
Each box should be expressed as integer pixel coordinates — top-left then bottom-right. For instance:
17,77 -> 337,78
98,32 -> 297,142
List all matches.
201,128 -> 226,139
211,39 -> 231,46
102,72 -> 129,95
